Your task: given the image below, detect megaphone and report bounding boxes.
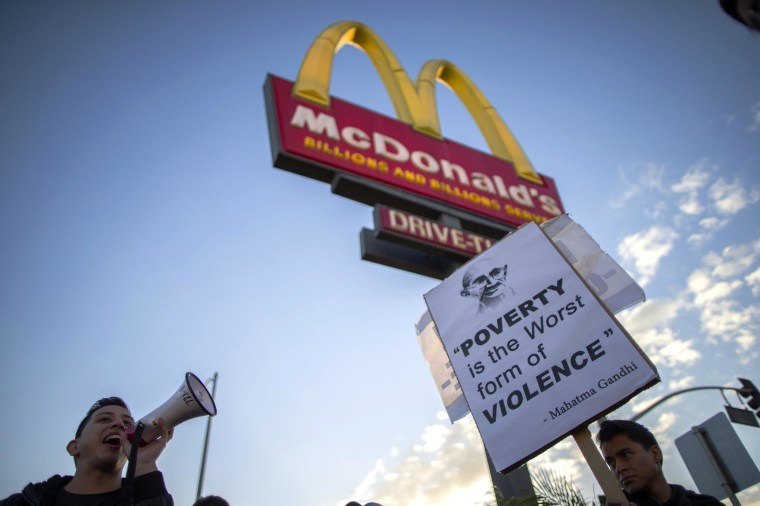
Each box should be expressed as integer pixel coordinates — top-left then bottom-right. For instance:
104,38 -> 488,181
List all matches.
127,372 -> 217,445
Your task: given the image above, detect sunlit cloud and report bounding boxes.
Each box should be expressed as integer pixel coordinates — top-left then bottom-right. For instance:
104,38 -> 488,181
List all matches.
708,177 -> 760,215
688,216 -> 730,245
651,411 -> 678,453
342,415 -> 492,506
629,394 -> 685,418
526,437 -> 593,500
686,233 -> 709,246
704,238 -> 760,278
671,161 -> 711,194
685,238 -> 760,359
747,267 -> 760,296
618,300 -> 699,367
676,193 -> 703,216
618,298 -> 682,334
698,217 -> 729,231
671,160 -> 712,216
529,449 -> 583,481
687,270 -> 743,307
630,327 -> 701,367
748,101 -> 760,132
617,226 -> 679,287
668,375 -> 695,391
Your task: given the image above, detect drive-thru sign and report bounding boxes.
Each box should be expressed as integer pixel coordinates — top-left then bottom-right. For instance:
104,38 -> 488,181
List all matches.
424,222 -> 659,474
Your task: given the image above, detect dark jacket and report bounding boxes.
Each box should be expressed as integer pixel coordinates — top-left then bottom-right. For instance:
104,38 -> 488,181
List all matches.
0,472 -> 173,506
627,483 -> 724,506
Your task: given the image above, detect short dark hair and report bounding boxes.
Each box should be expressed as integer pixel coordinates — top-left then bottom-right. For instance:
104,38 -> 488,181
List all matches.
596,419 -> 658,450
75,397 -> 129,438
193,496 -> 230,506
720,0 -> 760,32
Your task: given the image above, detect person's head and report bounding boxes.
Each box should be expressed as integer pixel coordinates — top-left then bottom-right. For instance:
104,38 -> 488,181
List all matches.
460,259 -> 509,308
67,397 -> 133,471
597,420 -> 665,496
193,496 -> 230,506
720,0 -> 760,32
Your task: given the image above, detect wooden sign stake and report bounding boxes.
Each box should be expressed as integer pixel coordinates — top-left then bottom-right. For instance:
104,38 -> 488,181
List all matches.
572,425 -> 629,505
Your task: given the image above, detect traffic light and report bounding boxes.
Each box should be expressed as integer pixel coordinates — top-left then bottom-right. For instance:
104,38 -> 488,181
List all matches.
738,378 -> 760,416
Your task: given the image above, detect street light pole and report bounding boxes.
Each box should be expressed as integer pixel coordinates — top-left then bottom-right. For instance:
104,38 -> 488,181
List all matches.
196,372 -> 218,500
631,385 -> 747,421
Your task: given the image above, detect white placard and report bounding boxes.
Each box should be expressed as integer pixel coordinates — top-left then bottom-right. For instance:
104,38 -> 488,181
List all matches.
424,222 -> 658,473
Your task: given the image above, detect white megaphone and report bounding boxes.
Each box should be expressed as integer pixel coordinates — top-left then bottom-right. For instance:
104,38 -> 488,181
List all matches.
127,372 -> 217,445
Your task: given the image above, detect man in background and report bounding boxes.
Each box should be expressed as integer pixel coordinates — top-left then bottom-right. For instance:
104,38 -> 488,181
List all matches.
598,419 -> 722,506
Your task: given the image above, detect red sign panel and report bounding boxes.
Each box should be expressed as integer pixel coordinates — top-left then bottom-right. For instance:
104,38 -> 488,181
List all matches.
267,75 -> 564,227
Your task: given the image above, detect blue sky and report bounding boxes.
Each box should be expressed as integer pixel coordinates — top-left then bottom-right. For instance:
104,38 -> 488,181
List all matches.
1,2 -> 759,505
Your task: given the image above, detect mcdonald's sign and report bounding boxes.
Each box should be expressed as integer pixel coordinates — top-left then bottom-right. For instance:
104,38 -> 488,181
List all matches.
264,21 -> 565,231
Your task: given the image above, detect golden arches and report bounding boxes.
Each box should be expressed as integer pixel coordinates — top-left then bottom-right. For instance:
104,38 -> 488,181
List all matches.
293,21 -> 543,185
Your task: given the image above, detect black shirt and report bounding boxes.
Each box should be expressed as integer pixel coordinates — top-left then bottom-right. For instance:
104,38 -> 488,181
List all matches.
627,484 -> 724,506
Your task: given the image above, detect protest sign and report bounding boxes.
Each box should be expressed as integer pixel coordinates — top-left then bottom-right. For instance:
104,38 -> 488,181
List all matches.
417,214 -> 646,424
423,221 -> 658,474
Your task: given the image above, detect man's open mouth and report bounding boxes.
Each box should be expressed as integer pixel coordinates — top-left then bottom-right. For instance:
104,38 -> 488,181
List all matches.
103,434 -> 121,447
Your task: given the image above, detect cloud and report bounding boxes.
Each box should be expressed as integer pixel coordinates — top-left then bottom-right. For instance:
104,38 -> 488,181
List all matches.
708,177 -> 760,215
704,238 -> 760,278
618,299 -> 700,367
685,239 -> 760,358
671,160 -> 713,216
747,267 -> 760,296
667,375 -> 695,391
529,450 -> 583,482
630,327 -> 701,367
698,217 -> 729,231
687,215 -> 729,246
676,193 -> 703,216
671,162 -> 711,193
342,415 -> 492,506
612,162 -> 666,208
687,269 -> 743,307
617,226 -> 679,287
650,412 -> 678,453
619,298 -> 682,335
748,101 -> 760,132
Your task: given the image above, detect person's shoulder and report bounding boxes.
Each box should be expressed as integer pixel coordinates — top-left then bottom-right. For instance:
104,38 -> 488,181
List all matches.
0,475 -> 71,505
671,484 -> 724,505
0,492 -> 25,506
682,490 -> 724,506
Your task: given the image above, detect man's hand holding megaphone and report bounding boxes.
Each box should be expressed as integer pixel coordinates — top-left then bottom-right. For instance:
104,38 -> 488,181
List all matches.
120,418 -> 174,477
125,372 -> 217,449
119,373 -> 216,505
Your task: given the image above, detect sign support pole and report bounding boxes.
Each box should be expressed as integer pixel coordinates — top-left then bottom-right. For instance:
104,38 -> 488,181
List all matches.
571,426 -> 629,505
691,427 -> 741,506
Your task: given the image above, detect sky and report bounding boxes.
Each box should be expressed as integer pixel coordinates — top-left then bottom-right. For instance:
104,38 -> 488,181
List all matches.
1,2 -> 759,506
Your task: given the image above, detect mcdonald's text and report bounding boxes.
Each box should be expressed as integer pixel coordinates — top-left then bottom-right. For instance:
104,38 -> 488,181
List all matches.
266,75 -> 565,228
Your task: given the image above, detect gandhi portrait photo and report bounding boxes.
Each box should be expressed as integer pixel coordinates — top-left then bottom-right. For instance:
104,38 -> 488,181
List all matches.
460,258 -> 515,314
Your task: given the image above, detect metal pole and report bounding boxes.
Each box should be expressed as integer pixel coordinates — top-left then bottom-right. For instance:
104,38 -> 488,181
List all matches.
631,386 -> 745,421
691,427 -> 741,506
196,372 -> 218,500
